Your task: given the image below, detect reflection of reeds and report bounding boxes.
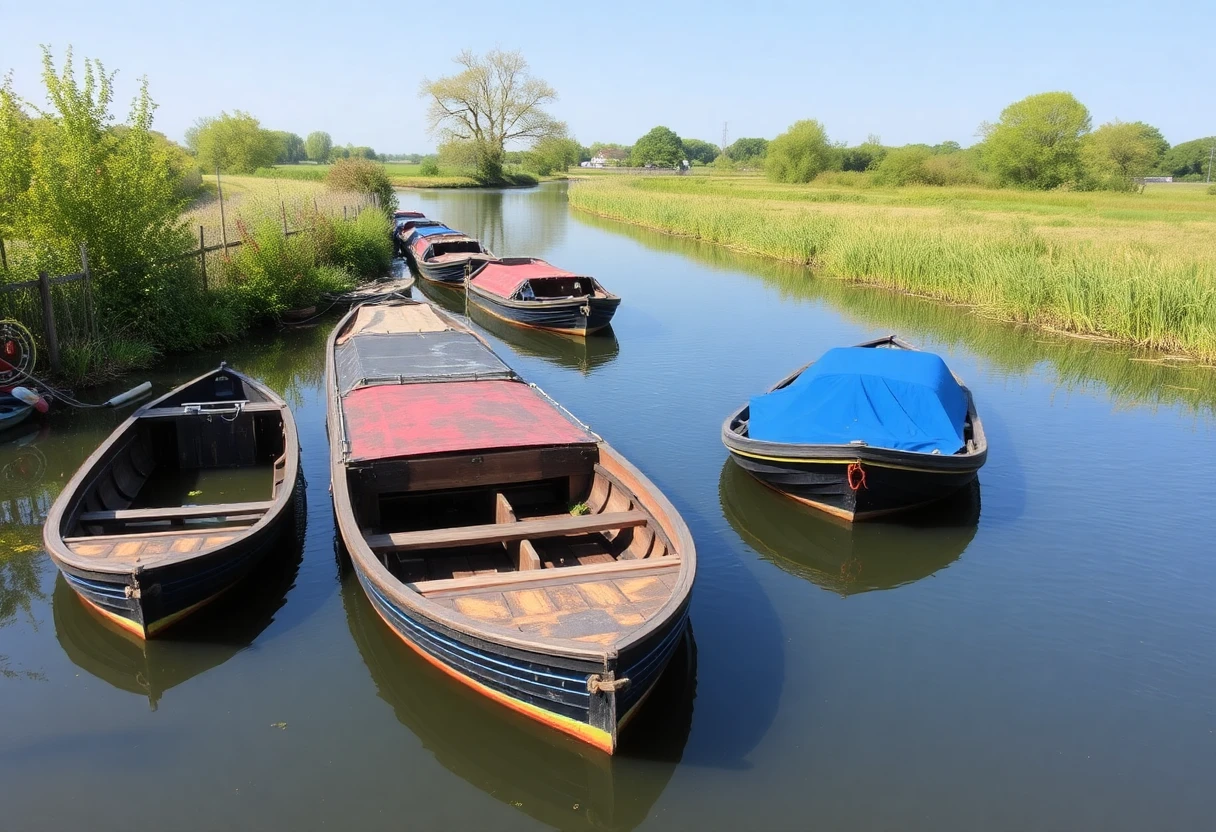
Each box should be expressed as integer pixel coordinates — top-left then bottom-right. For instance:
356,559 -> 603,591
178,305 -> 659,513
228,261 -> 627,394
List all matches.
574,210 -> 1216,416
569,178 -> 1216,360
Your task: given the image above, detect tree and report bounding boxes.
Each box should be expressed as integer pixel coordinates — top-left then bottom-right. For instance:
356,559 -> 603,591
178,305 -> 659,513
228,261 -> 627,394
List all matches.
873,145 -> 933,185
765,120 -> 836,183
421,49 -> 563,183
525,136 -> 581,175
932,140 -> 962,155
348,146 -> 376,160
588,143 -> 629,165
272,131 -> 306,164
682,138 -> 720,165
305,131 -> 332,163
726,137 -> 768,163
324,158 -> 396,215
0,75 -> 33,238
979,92 -> 1091,188
631,126 -> 683,167
1084,120 -> 1165,188
189,111 -> 279,174
1159,136 -> 1215,180
841,135 -> 886,171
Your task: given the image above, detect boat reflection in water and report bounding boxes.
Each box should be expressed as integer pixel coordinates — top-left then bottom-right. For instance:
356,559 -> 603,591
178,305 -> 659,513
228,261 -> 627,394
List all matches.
417,279 -> 621,375
343,573 -> 696,831
52,526 -> 304,710
719,459 -> 980,595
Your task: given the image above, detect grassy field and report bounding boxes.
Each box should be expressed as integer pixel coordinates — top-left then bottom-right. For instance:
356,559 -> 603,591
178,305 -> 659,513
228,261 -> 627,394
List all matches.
568,175 -> 1216,360
260,163 -> 545,189
185,175 -> 372,246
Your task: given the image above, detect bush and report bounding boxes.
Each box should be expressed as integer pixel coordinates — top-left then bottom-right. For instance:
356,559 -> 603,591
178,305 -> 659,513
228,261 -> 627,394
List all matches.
419,158 -> 440,176
765,120 -> 837,183
225,219 -> 320,319
324,158 -> 397,214
1208,185 -> 1216,196
253,165 -> 326,181
330,209 -> 392,277
873,146 -> 933,186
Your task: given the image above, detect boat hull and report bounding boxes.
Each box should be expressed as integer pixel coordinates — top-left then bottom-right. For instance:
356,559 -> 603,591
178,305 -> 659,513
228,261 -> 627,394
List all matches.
416,256 -> 489,285
56,472 -> 303,638
468,289 -> 620,336
350,562 -> 689,754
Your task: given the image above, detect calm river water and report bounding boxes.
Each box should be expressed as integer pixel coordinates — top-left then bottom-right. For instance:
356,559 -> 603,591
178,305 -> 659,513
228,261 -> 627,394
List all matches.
3,182 -> 1215,831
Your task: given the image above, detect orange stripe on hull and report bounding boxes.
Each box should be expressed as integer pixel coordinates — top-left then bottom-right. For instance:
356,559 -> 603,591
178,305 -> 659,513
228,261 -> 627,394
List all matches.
470,299 -> 601,337
72,581 -> 235,640
366,595 -> 617,754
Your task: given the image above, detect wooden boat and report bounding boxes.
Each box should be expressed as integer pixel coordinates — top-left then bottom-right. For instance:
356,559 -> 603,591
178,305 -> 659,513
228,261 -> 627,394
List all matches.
722,336 -> 987,522
409,229 -> 493,285
344,574 -> 696,829
466,298 -> 620,375
0,394 -> 34,432
327,299 -> 695,754
466,258 -> 621,336
43,363 -> 302,638
719,459 -> 978,594
392,214 -> 441,257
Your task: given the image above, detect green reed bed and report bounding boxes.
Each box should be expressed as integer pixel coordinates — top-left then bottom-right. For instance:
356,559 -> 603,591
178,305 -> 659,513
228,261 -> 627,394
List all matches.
568,178 -> 1216,360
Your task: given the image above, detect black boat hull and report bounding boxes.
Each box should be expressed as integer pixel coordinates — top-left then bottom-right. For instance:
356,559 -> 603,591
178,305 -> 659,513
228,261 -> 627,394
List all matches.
416,257 -> 489,285
468,289 -> 620,336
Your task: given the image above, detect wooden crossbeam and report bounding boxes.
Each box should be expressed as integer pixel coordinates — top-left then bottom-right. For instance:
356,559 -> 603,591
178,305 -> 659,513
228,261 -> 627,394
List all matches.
365,510 -> 648,554
79,501 -> 273,523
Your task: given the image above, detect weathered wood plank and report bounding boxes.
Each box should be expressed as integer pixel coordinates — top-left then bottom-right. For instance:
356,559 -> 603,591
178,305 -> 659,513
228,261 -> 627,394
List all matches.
79,500 -> 273,523
413,554 -> 679,598
365,510 -> 647,553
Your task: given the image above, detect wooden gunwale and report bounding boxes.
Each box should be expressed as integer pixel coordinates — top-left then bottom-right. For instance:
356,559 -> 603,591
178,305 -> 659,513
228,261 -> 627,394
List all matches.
42,366 -> 300,576
326,300 -> 696,663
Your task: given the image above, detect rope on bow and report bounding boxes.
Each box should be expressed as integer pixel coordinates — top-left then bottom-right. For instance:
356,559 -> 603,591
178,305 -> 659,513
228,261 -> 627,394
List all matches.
587,674 -> 631,694
847,461 -> 868,491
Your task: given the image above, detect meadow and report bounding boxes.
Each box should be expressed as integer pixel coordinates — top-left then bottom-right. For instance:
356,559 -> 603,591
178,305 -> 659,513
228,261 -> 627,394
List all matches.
253,163 -> 542,189
567,175 -> 1216,360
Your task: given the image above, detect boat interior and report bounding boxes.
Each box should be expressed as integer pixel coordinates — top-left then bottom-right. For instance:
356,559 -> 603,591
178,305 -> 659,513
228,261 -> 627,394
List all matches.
350,446 -> 682,644
58,369 -> 290,562
521,276 -> 606,299
425,239 -> 486,260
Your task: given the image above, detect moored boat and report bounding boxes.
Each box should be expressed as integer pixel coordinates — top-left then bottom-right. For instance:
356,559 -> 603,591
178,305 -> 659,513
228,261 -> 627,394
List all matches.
393,214 -> 442,257
0,394 -> 34,432
43,364 -> 302,638
327,299 -> 695,754
466,258 -> 621,336
409,230 -> 493,285
721,336 -> 987,522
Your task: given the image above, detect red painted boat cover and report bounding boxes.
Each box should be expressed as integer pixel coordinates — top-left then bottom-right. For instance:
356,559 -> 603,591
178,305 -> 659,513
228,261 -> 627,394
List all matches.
344,380 -> 595,460
393,210 -> 424,218
470,259 -> 579,299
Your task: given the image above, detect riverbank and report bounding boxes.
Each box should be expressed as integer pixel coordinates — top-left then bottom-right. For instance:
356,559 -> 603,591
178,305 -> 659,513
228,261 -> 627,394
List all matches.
567,177 -> 1216,360
255,163 -> 547,190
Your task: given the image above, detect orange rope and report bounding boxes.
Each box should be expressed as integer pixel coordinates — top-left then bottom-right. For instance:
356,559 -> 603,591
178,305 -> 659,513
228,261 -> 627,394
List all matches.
847,462 -> 868,491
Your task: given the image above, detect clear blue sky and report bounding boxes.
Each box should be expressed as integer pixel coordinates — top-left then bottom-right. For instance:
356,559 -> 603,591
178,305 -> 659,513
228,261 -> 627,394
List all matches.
3,0 -> 1211,152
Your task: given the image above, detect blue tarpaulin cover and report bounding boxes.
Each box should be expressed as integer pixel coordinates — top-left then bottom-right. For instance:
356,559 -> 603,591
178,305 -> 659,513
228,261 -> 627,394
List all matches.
413,226 -> 459,237
748,347 -> 968,453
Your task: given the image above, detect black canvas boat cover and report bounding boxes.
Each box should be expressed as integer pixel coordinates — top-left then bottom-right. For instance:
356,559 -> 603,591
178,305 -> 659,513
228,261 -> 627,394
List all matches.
335,330 -> 514,395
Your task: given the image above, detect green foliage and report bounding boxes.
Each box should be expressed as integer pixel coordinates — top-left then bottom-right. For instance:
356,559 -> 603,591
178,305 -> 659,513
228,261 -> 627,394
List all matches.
1208,185 -> 1216,196
841,137 -> 887,172
419,157 -> 440,176
979,92 -> 1091,188
188,111 -> 280,174
252,165 -> 325,181
1160,137 -> 1215,180
765,120 -> 836,183
305,131 -> 332,163
272,131 -> 306,164
225,218 -> 320,317
1084,120 -> 1165,189
588,143 -> 630,165
682,138 -> 720,165
873,145 -> 933,185
524,136 -> 581,175
631,126 -> 684,167
329,209 -> 392,277
726,137 -> 768,163
932,141 -> 962,154
324,157 -> 397,214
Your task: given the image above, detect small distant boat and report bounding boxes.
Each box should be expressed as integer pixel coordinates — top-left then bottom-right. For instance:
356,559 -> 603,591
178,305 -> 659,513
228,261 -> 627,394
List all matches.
722,336 -> 987,522
393,214 -> 442,257
327,299 -> 695,753
466,258 -> 621,336
0,394 -> 34,432
409,230 -> 493,285
43,364 -> 302,638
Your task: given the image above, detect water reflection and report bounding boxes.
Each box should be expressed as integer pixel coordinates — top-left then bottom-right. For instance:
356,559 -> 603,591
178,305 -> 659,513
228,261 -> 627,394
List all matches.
718,460 -> 979,595
573,209 -> 1216,416
403,183 -> 569,260
343,572 -> 696,831
52,527 -> 304,709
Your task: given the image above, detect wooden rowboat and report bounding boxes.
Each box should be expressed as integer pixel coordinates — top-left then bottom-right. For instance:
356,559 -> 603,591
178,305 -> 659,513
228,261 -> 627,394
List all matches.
43,364 -> 302,638
722,336 -> 987,522
466,258 -> 621,336
0,394 -> 34,432
327,299 -> 695,754
409,230 -> 493,285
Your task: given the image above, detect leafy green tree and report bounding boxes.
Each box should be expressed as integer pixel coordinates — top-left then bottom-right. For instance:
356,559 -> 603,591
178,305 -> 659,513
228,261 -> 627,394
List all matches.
305,131 -> 332,163
1084,120 -> 1166,188
841,135 -> 886,171
421,49 -> 563,183
189,111 -> 279,174
682,138 -> 720,165
726,137 -> 768,163
588,143 -> 630,164
765,120 -> 836,183
525,136 -> 581,175
873,145 -> 932,185
631,126 -> 683,167
1159,136 -> 1216,180
324,157 -> 396,215
932,140 -> 962,154
348,146 -> 376,160
0,75 -> 33,240
979,92 -> 1091,188
272,131 -> 306,164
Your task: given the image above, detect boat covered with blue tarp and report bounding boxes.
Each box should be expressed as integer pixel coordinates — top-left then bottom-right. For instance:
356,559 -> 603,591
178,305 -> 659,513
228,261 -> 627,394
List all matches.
722,336 -> 986,522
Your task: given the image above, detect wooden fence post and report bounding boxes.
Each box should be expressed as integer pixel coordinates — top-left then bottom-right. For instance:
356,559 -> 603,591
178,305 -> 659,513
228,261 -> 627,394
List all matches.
38,271 -> 61,373
79,242 -> 98,339
199,226 -> 207,290
344,206 -> 348,221
281,200 -> 289,235
216,167 -> 229,249
0,238 -> 7,271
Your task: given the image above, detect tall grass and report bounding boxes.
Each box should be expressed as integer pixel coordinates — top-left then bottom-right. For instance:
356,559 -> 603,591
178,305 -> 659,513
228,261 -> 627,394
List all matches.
568,178 -> 1216,359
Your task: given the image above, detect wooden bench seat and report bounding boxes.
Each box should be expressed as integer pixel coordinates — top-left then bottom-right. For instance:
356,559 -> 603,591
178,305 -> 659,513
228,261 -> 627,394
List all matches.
79,500 -> 274,524
411,553 -> 680,598
365,510 -> 648,554
137,402 -> 282,419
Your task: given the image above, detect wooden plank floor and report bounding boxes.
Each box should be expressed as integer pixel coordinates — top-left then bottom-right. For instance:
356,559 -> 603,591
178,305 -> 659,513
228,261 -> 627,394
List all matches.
429,565 -> 680,644
67,528 -> 242,567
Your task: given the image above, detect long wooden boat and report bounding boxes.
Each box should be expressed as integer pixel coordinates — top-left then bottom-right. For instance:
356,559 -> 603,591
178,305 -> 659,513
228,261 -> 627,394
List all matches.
722,336 -> 987,522
43,364 -> 302,638
409,230 -> 493,285
466,258 -> 621,336
466,298 -> 621,375
327,299 -> 695,754
393,214 -> 442,258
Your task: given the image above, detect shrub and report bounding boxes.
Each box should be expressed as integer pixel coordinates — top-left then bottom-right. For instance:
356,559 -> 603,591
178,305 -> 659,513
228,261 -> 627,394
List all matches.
330,210 -> 392,277
324,158 -> 397,214
1208,185 -> 1216,196
765,120 -> 837,183
225,218 -> 319,319
873,146 -> 933,186
419,158 -> 440,176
